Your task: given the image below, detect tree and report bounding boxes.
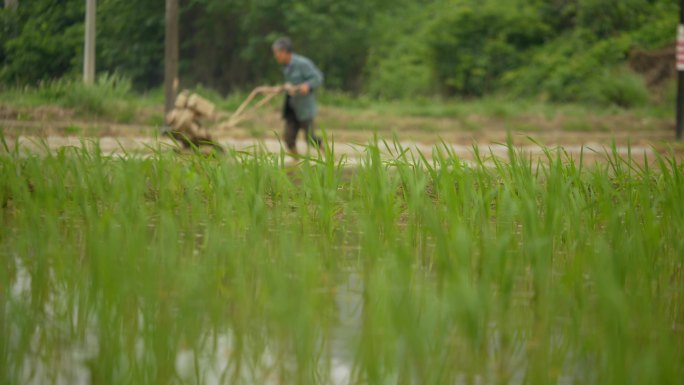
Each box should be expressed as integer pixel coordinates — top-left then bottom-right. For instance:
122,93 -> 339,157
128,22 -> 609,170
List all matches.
164,0 -> 178,113
0,0 -> 679,102
97,0 -> 165,89
0,0 -> 84,84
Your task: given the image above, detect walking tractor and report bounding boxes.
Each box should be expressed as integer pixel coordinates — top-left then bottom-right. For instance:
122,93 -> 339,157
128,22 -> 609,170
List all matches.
165,84 -> 298,151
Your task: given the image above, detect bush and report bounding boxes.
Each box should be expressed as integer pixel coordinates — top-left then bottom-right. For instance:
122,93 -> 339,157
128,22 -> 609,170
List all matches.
579,68 -> 651,108
504,33 -> 637,103
365,38 -> 436,99
0,1 -> 84,85
428,1 -> 551,96
365,0 -> 676,102
576,0 -> 652,39
364,2 -> 437,99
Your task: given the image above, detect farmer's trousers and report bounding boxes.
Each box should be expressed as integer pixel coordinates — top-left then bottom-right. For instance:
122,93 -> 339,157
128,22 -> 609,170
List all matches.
284,115 -> 322,152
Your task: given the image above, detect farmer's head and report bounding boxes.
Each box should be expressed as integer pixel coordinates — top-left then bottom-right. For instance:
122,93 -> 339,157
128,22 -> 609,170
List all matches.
272,37 -> 293,65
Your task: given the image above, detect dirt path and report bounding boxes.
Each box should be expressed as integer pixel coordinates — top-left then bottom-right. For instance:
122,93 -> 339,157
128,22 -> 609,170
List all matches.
2,111 -> 682,165
4,134 -> 680,168
1,118 -> 677,143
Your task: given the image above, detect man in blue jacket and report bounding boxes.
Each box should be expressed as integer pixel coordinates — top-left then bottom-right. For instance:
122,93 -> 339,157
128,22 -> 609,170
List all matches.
272,37 -> 324,155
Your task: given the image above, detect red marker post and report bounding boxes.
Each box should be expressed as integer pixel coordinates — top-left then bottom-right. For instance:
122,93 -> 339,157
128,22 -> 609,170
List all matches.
677,9 -> 684,139
678,26 -> 684,72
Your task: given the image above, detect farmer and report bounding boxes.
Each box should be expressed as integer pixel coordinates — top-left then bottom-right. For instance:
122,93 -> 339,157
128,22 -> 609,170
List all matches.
272,37 -> 324,155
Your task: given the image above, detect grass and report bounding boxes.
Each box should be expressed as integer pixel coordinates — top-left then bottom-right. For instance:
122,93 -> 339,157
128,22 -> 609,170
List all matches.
62,125 -> 84,134
1,136 -> 683,385
0,80 -> 675,137
318,90 -> 673,121
0,75 -> 161,124
561,119 -> 610,132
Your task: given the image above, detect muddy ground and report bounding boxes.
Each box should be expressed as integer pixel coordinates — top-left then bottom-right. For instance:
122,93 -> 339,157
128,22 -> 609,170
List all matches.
1,103 -> 682,165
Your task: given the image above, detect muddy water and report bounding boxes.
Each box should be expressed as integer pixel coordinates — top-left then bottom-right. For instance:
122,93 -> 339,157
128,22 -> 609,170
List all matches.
8,257 -> 359,385
9,257 -> 598,385
2,135 -> 672,166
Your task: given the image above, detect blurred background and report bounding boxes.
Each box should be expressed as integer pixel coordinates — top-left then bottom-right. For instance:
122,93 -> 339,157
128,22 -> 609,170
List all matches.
0,0 -> 678,106
0,0 -> 682,151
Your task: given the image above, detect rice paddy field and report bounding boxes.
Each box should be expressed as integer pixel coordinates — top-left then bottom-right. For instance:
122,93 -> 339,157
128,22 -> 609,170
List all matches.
1,137 -> 683,385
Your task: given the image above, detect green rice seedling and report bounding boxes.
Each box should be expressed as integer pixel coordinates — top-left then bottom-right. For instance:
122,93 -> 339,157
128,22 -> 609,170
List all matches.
1,134 -> 683,385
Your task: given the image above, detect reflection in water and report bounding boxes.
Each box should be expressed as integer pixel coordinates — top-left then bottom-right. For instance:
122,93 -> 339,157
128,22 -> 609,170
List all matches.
9,260 -> 361,385
8,257 -> 598,385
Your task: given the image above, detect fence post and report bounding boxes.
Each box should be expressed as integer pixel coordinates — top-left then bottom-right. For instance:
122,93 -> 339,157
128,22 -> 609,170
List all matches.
677,0 -> 684,139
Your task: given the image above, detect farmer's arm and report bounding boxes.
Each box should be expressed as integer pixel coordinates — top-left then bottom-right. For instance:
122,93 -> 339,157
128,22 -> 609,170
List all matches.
299,61 -> 323,94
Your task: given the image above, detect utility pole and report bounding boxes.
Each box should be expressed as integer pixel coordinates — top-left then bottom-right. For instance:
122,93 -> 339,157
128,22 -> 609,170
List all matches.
83,0 -> 96,84
677,0 -> 684,140
164,0 -> 179,114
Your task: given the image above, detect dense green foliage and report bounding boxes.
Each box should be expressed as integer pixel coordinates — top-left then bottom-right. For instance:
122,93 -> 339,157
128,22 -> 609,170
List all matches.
0,0 -> 679,104
1,140 -> 683,384
0,1 -> 84,84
